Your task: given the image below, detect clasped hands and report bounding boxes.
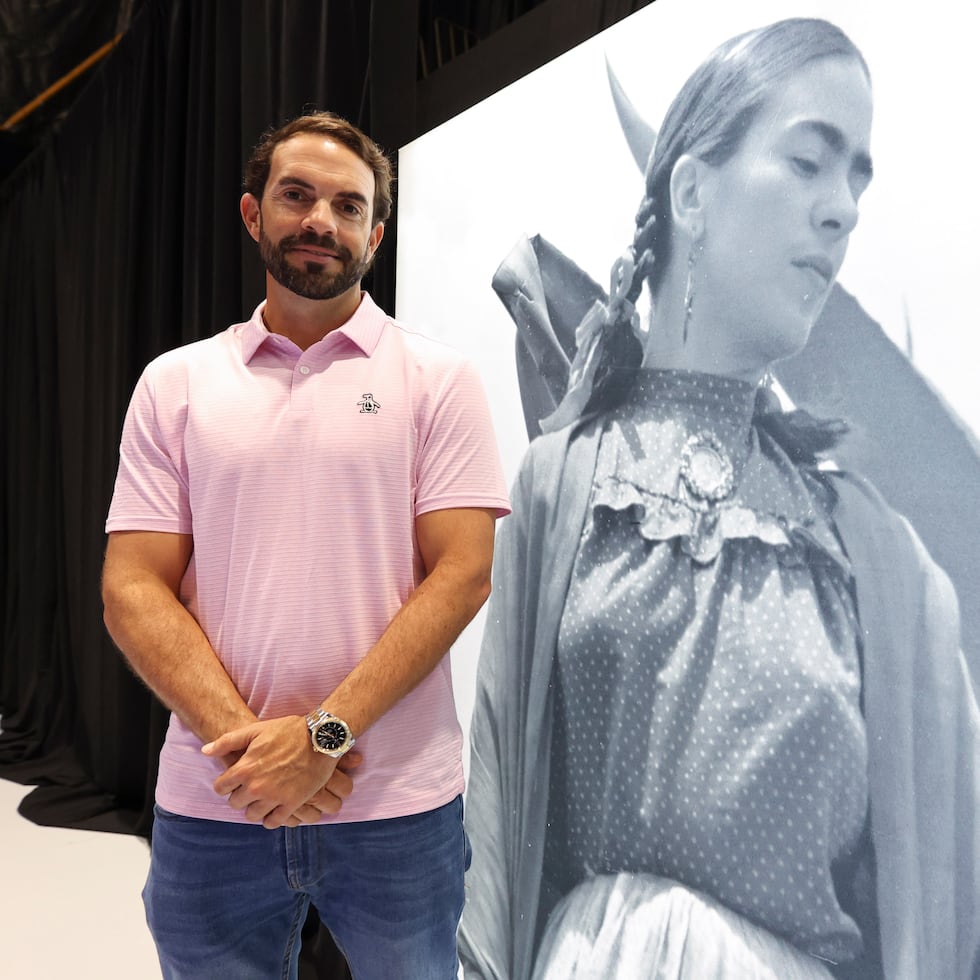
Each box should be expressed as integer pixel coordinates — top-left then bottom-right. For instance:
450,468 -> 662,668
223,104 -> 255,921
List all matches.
202,715 -> 360,830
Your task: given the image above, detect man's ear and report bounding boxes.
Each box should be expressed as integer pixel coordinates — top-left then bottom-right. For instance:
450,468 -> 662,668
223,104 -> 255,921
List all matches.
240,193 -> 261,243
366,221 -> 384,258
668,153 -> 714,240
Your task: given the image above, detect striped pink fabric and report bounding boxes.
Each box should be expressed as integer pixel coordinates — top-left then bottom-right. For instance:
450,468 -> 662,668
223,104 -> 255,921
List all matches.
106,294 -> 510,823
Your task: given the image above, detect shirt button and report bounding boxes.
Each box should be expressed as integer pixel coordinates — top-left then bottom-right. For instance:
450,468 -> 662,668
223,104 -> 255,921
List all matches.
299,365 -> 311,375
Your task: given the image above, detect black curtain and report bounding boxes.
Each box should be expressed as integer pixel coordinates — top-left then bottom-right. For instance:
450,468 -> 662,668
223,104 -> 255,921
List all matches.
0,0 -> 387,828
0,2 -> 388,975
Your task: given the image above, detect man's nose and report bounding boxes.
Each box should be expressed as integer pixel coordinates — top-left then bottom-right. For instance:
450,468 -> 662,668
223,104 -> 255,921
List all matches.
301,199 -> 337,236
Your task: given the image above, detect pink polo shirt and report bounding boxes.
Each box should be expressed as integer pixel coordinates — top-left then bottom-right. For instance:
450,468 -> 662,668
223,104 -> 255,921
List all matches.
106,294 -> 510,823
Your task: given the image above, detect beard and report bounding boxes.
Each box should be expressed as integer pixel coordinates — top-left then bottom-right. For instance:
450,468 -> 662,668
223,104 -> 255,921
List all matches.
259,228 -> 374,300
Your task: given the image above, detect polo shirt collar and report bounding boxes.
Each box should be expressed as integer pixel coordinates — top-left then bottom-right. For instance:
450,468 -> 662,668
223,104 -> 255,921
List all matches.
239,292 -> 387,363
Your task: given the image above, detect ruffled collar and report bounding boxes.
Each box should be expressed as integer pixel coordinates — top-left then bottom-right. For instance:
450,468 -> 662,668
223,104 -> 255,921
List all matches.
593,370 -> 849,567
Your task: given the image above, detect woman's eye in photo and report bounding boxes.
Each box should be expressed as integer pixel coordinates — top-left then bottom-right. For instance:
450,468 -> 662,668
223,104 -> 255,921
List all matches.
791,156 -> 819,177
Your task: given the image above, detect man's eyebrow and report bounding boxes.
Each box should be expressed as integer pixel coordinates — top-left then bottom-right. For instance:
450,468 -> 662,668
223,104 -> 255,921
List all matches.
273,174 -> 370,206
799,120 -> 874,179
335,190 -> 370,208
273,174 -> 316,191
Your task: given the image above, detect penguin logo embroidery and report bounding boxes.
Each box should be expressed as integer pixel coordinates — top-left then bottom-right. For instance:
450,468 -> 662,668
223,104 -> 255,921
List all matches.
358,393 -> 381,414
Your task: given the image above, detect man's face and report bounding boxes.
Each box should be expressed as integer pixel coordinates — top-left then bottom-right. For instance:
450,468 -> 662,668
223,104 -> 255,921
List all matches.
243,133 -> 383,301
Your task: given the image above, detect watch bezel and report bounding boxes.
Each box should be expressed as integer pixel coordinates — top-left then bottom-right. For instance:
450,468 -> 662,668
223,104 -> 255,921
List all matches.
305,708 -> 355,758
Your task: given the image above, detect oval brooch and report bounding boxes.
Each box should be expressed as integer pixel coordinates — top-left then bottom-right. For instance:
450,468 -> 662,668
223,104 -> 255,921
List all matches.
680,432 -> 735,507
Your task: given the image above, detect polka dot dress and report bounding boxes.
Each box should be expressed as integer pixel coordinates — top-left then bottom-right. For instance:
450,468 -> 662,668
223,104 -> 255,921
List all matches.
544,370 -> 868,966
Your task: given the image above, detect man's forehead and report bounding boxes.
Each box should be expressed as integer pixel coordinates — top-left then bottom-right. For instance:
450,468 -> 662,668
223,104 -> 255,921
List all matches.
270,134 -> 374,189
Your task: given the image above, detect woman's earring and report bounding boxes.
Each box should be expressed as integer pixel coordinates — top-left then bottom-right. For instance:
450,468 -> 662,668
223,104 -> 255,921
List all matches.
682,242 -> 698,345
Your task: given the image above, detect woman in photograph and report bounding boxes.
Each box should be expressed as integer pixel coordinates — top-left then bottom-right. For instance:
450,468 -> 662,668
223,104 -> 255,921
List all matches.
459,18 -> 980,980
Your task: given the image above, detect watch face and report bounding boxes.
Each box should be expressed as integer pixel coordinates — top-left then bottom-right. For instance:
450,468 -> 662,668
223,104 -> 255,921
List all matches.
315,720 -> 348,752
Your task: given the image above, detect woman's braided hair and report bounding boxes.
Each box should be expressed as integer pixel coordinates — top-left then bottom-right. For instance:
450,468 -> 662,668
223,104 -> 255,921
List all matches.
580,18 -> 868,419
580,192 -> 658,415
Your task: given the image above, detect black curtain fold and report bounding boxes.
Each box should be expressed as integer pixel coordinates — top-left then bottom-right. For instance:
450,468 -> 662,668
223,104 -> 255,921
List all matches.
2,3 -> 374,974
1,0 -> 377,834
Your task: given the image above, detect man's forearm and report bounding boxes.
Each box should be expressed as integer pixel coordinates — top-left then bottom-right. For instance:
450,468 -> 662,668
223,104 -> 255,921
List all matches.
321,558 -> 491,737
103,571 -> 255,743
318,506 -> 497,737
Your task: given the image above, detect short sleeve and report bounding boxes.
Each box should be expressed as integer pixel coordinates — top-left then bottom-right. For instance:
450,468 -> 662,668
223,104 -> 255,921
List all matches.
413,358 -> 511,519
105,363 -> 192,534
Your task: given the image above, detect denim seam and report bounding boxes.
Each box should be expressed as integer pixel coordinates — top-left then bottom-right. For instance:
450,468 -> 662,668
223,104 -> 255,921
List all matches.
280,894 -> 309,980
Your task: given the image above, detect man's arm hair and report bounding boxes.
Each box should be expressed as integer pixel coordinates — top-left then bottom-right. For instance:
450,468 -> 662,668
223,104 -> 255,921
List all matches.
101,529 -> 257,742
319,505 -> 496,736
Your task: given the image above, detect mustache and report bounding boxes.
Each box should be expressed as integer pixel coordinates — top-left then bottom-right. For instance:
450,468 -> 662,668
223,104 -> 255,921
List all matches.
279,232 -> 354,262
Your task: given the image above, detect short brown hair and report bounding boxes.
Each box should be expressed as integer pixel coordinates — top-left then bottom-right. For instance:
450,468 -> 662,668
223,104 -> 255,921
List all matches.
243,112 -> 393,225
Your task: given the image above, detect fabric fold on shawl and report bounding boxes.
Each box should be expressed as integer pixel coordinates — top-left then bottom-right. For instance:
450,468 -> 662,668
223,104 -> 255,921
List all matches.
491,234 -> 606,439
830,474 -> 980,980
460,423 -> 602,980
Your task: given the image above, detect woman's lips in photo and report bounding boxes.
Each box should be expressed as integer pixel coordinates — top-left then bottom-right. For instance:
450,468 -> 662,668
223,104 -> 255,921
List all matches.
792,254 -> 834,291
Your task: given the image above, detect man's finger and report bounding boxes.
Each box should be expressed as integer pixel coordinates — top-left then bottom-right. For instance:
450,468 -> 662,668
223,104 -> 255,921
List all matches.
244,799 -> 279,825
201,725 -> 256,758
213,764 -> 252,797
260,804 -> 298,830
225,784 -> 261,811
337,750 -> 363,772
327,768 -> 354,799
289,804 -> 324,826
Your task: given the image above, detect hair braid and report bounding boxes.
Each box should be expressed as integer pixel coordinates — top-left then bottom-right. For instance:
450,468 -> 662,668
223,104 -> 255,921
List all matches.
631,195 -> 659,294
581,196 -> 658,415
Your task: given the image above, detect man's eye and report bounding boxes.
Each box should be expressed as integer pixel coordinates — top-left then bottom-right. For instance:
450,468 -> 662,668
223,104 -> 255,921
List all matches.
283,190 -> 305,201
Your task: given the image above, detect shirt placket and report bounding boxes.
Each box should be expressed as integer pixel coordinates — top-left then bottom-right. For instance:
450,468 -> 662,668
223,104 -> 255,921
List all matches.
290,354 -> 317,413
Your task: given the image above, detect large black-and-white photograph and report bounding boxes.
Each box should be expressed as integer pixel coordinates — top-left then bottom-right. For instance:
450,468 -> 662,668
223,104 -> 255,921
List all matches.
397,1 -> 979,977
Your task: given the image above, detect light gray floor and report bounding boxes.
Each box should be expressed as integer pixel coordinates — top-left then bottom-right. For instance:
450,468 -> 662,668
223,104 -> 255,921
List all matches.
0,777 -> 161,978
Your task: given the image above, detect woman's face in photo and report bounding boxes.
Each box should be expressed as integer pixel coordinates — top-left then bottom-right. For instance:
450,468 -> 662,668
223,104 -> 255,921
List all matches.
694,55 -> 874,374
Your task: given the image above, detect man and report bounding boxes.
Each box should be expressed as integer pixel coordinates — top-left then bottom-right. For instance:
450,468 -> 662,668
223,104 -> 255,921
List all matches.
102,111 -> 510,979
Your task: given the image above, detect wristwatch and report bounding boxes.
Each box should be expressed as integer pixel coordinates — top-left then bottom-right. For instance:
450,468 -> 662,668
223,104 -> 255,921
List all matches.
305,707 -> 356,758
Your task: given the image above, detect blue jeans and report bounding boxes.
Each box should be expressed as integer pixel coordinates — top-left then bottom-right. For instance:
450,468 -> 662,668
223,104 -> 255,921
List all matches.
144,796 -> 470,980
